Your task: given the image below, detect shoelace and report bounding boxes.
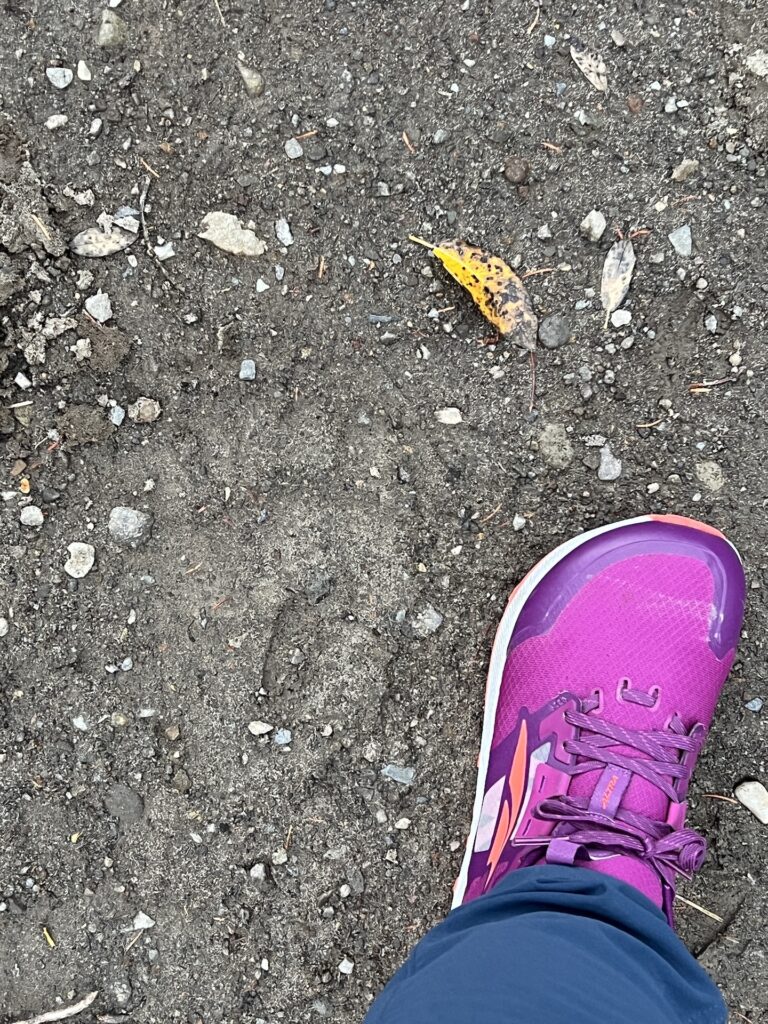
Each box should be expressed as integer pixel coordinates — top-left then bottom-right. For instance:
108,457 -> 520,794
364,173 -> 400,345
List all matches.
514,691 -> 708,889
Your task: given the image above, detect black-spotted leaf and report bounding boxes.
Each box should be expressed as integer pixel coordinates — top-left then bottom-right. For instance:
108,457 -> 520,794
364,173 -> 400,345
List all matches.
410,236 -> 537,351
600,238 -> 635,326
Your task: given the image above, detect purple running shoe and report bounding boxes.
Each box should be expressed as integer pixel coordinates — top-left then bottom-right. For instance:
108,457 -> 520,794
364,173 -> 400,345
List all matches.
453,514 -> 746,924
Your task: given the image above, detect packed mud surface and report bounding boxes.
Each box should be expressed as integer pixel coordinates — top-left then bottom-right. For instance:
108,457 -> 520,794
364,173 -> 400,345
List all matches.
1,1 -> 767,1021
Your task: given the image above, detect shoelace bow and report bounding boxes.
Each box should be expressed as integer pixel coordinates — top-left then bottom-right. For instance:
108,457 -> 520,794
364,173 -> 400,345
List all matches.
516,690 -> 707,887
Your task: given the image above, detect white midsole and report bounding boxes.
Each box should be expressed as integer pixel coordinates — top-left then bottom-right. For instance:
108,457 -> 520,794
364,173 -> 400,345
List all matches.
449,513 -> 738,908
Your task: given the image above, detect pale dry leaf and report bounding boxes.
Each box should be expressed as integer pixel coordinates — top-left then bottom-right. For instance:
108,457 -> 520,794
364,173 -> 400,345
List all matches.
70,224 -> 137,257
570,45 -> 608,93
600,239 -> 635,324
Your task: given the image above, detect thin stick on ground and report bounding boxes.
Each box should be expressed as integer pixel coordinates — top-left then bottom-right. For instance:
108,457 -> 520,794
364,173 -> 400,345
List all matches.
675,894 -> 723,923
526,5 -> 540,34
212,0 -> 227,26
11,990 -> 98,1024
138,175 -> 182,291
529,350 -> 537,413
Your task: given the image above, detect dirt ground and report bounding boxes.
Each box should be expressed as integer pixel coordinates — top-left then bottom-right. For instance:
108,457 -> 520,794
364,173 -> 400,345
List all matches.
1,0 -> 768,1021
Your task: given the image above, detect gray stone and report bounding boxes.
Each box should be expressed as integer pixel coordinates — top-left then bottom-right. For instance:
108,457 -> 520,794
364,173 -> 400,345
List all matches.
695,460 -> 724,492
131,910 -> 155,930
20,505 -> 44,527
110,405 -> 126,426
239,359 -> 256,380
64,542 -> 95,578
284,138 -> 303,160
410,604 -> 444,638
238,63 -> 265,98
611,309 -> 632,327
128,396 -> 162,423
672,159 -> 700,182
45,114 -> 68,131
538,423 -> 573,470
598,445 -> 622,481
109,506 -> 153,548
432,129 -> 450,144
538,315 -> 571,350
97,9 -> 128,47
503,157 -> 529,184
668,224 -> 692,257
580,209 -> 607,242
381,764 -> 415,785
273,727 -> 292,746
104,782 -> 144,823
745,698 -> 764,713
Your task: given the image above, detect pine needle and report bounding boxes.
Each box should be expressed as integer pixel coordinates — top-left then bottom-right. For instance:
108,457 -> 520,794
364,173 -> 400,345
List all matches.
675,894 -> 723,923
408,234 -> 435,250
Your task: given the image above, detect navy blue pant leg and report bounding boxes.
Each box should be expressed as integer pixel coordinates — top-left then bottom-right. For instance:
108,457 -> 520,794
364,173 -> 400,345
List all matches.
366,866 -> 725,1024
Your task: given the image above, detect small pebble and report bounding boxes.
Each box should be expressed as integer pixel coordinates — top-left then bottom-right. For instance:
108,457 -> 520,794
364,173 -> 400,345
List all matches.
275,217 -> 294,246
512,514 -> 527,532
85,290 -> 113,323
668,224 -> 692,258
77,60 -> 92,81
580,209 -> 607,242
435,407 -> 462,425
131,911 -> 155,930
672,158 -> 700,182
45,114 -> 69,130
108,507 -> 153,548
20,505 -> 44,527
284,138 -> 303,159
0,618 -> 8,638
735,780 -> 768,825
273,727 -> 292,746
248,721 -> 273,736
381,764 -> 415,785
65,542 -> 96,578
745,698 -> 763,713
46,67 -> 74,89
128,397 -> 162,423
503,156 -> 530,185
110,405 -> 126,426
704,314 -> 718,334
432,129 -> 450,144
239,359 -> 256,381
598,446 -> 622,482
238,63 -> 265,98
338,957 -> 355,976
538,314 -> 571,349
394,818 -> 411,830
272,848 -> 288,865
537,224 -> 552,240
611,309 -> 632,327
410,604 -> 443,638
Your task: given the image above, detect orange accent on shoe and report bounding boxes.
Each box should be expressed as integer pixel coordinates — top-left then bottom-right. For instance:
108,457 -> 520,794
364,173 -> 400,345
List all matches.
650,514 -> 725,539
485,719 -> 528,886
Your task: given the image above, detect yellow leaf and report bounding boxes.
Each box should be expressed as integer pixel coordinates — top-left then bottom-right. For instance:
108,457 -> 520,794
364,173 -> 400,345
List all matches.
410,236 -> 538,351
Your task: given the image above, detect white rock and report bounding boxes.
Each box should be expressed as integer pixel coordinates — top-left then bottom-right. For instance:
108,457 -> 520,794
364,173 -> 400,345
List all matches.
46,67 -> 74,89
272,848 -> 288,865
45,114 -> 69,130
284,138 -> 303,159
746,50 -> 768,78
275,217 -> 294,246
127,397 -> 162,423
668,224 -> 692,258
198,212 -> 267,257
338,957 -> 355,976
256,278 -> 270,293
72,714 -> 89,731
512,514 -> 527,532
132,911 -> 156,930
97,8 -> 128,47
20,506 -> 44,528
77,60 -> 92,82
695,460 -> 724,492
580,209 -> 607,242
65,542 -> 96,579
248,721 -> 273,736
394,818 -> 411,830
85,290 -> 113,323
0,617 -> 8,638
735,780 -> 768,824
435,407 -> 463,425
109,506 -> 153,548
704,314 -> 718,334
611,309 -> 632,327
239,359 -> 256,381
598,446 -> 622,482
153,241 -> 175,261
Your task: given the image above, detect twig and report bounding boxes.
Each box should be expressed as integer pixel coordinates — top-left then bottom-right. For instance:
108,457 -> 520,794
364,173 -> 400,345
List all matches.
522,267 -> 555,279
139,157 -> 160,179
480,504 -> 502,524
184,562 -> 203,576
11,991 -> 98,1024
529,350 -> 537,413
689,377 -> 732,393
703,793 -> 739,804
636,418 -> 664,429
318,255 -> 326,279
402,131 -> 416,154
526,5 -> 540,34
30,213 -> 52,242
212,0 -> 227,25
408,234 -> 435,250
732,1011 -> 755,1024
675,894 -> 723,923
296,129 -> 318,140
138,175 -> 182,291
125,927 -> 144,952
541,141 -> 562,153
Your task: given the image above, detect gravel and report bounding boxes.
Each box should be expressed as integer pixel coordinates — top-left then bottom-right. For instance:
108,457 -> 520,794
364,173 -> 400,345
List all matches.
580,209 -> 607,241
503,157 -> 530,185
598,445 -> 623,481
85,290 -> 113,323
108,506 -> 153,548
239,358 -> 256,380
104,782 -> 145,823
668,224 -> 692,257
275,217 -> 294,246
538,314 -> 571,349
64,542 -> 96,578
284,138 -> 304,160
381,764 -> 415,785
409,604 -> 444,638
238,63 -> 265,98
46,67 -> 73,89
20,505 -> 44,527
735,780 -> 768,824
